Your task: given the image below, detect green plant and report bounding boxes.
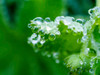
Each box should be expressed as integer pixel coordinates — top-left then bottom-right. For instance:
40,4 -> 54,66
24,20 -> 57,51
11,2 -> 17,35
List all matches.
28,6 -> 100,75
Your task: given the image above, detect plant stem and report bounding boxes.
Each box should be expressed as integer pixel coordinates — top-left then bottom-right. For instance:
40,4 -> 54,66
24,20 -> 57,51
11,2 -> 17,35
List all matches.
81,20 -> 96,54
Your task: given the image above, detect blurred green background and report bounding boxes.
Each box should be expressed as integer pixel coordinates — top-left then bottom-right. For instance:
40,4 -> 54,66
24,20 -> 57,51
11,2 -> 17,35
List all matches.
0,0 -> 96,75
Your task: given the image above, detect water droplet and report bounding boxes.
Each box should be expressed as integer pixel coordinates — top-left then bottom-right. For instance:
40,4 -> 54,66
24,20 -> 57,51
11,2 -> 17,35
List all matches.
76,19 -> 83,24
45,17 -> 51,22
40,39 -> 45,45
85,48 -> 90,55
89,69 -> 94,73
28,33 -> 40,45
46,26 -> 51,32
89,9 -> 94,15
90,61 -> 94,68
28,24 -> 31,28
32,35 -> 41,45
32,36 -> 38,40
39,30 -> 44,36
31,34 -> 38,41
87,48 -> 90,51
30,34 -> 41,44
49,34 -> 56,41
88,49 -> 96,56
32,17 -> 43,25
72,18 -> 75,21
80,61 -> 83,65
89,7 -> 100,19
56,31 -> 60,35
55,16 -> 64,24
31,33 -> 37,38
81,35 -> 87,42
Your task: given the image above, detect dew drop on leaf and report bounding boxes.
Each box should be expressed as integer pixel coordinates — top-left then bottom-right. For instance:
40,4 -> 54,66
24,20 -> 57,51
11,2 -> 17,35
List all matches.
89,9 -> 94,15
89,69 -> 94,74
39,30 -> 44,36
49,34 -> 56,41
28,24 -> 31,28
80,61 -> 83,65
72,18 -> 75,21
81,35 -> 87,42
85,48 -> 90,55
40,39 -> 45,45
90,61 -> 94,68
45,17 -> 51,22
76,19 -> 83,24
32,17 -> 43,25
32,33 -> 37,39
32,36 -> 38,40
28,33 -> 40,45
89,7 -> 100,19
55,16 -> 64,24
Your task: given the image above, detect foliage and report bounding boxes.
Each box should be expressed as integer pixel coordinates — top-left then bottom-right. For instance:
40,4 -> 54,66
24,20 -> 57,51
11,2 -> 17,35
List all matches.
28,7 -> 100,75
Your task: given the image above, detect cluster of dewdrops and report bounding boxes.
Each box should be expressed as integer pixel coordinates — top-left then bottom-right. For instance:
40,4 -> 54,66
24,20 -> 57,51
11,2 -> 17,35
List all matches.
55,16 -> 83,33
27,7 -> 100,74
28,17 -> 60,47
89,7 -> 100,19
82,7 -> 100,43
28,16 -> 84,63
83,7 -> 100,57
78,7 -> 100,74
